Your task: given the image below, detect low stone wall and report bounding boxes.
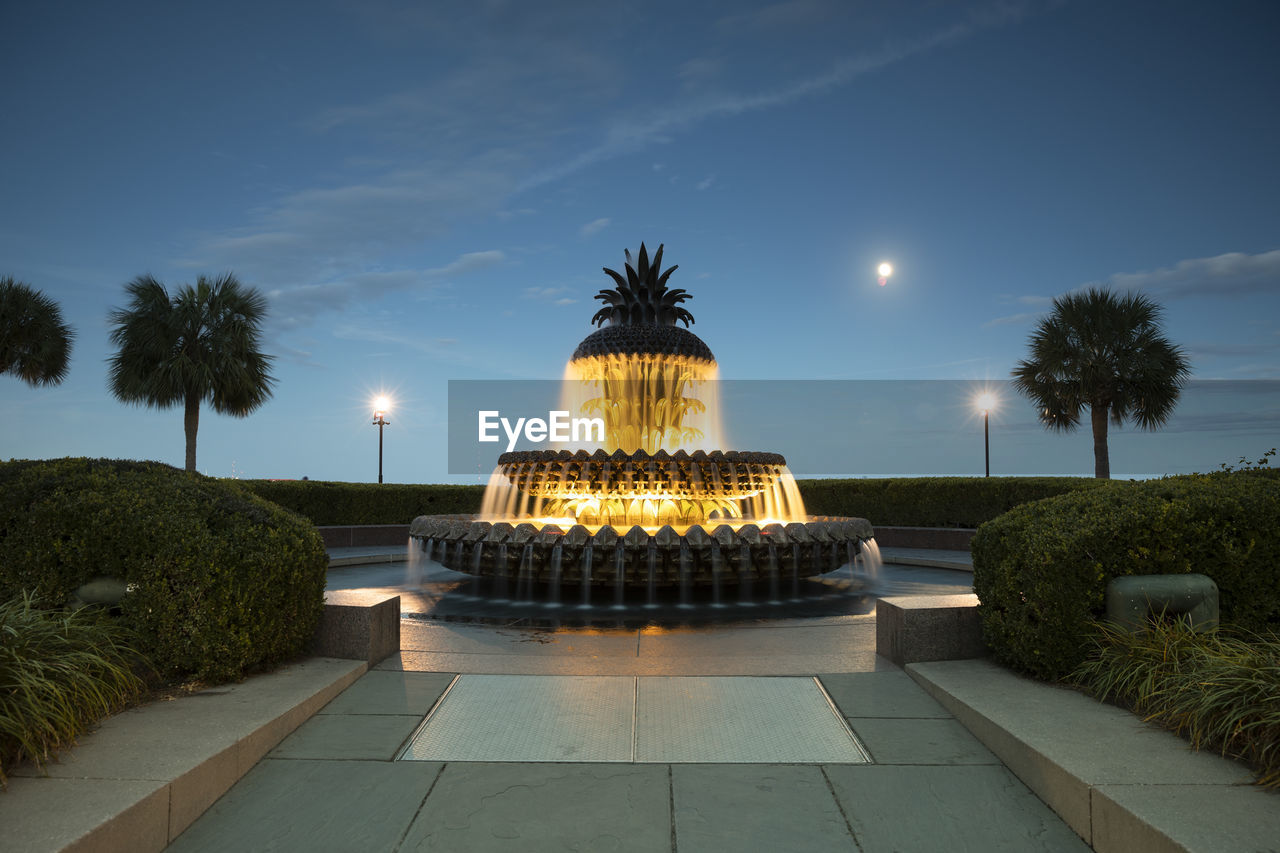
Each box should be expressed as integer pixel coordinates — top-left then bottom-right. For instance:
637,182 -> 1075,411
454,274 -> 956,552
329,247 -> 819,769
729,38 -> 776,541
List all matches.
317,524 -> 411,548
872,526 -> 975,550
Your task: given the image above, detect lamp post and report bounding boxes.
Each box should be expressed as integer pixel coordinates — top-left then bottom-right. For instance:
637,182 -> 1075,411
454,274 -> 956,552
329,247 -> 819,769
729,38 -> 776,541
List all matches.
975,392 -> 997,477
372,396 -> 391,484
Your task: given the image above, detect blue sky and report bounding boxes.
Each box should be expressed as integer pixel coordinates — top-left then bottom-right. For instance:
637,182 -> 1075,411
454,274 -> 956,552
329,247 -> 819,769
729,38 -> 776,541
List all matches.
2,0 -> 1277,483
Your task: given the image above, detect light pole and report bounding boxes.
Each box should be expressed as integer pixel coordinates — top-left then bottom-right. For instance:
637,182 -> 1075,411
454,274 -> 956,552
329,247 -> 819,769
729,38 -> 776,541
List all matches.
372,396 -> 391,484
975,392 -> 997,477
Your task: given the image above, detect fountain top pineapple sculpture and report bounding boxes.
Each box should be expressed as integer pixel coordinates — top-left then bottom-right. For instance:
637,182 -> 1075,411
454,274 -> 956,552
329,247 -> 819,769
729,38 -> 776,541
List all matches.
411,243 -> 873,592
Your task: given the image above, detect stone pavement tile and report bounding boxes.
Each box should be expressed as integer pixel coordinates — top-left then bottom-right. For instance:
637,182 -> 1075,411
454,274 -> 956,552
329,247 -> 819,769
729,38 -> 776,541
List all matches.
318,670 -> 456,716
825,764 -> 1090,852
0,776 -> 169,853
380,649 -> 891,675
400,621 -> 642,656
167,759 -> 442,853
398,763 -> 671,852
269,713 -> 423,760
1091,783 -> 1280,853
672,765 -> 858,852
846,718 -> 1000,765
819,670 -> 952,718
637,622 -> 875,658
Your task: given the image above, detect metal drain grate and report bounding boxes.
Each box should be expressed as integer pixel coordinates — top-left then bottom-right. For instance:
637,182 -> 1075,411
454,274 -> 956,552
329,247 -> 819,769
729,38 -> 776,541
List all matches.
635,676 -> 869,763
399,675 -> 634,762
399,675 -> 869,764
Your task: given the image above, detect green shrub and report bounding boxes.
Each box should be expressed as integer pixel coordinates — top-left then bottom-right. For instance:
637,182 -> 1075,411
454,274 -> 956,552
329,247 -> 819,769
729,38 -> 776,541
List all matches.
0,592 -> 147,788
796,476 -> 1106,527
0,458 -> 328,682
1072,620 -> 1280,788
972,471 -> 1280,680
236,479 -> 484,525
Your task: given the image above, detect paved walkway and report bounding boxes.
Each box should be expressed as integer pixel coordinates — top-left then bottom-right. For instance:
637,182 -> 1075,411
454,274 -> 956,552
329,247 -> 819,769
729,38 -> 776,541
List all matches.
10,546 -> 1277,852
166,614 -> 1089,852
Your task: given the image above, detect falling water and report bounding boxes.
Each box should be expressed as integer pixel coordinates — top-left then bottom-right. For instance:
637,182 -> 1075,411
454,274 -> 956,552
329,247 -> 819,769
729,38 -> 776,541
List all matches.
711,543 -> 723,607
494,543 -> 509,600
738,542 -> 754,605
547,542 -> 563,606
861,537 -> 884,579
767,543 -> 780,604
614,543 -> 626,609
678,541 -> 692,607
405,536 -> 424,587
646,544 -> 658,607
580,544 -> 594,608
517,543 -> 535,602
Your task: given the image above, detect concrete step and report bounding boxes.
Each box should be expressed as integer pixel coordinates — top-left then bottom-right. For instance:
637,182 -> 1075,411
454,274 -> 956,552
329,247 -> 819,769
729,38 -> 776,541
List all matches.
906,658 -> 1280,853
1,658 -> 366,853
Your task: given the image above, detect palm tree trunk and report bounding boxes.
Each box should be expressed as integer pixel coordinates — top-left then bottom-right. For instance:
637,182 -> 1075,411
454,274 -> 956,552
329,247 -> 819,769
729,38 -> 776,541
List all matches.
184,394 -> 200,472
1091,404 -> 1110,479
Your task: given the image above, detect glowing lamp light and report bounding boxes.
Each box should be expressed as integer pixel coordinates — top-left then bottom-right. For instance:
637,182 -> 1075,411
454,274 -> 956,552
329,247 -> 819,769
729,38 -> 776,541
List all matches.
372,395 -> 392,484
974,391 -> 998,477
877,262 -> 893,287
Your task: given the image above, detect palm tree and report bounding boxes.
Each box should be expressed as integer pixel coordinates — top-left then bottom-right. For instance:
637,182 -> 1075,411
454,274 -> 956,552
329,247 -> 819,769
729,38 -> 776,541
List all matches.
0,277 -> 74,386
1011,287 -> 1190,479
108,273 -> 275,472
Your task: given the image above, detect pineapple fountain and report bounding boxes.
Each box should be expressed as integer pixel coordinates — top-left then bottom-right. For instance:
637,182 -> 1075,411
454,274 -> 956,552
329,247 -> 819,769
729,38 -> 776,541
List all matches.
410,244 -> 877,606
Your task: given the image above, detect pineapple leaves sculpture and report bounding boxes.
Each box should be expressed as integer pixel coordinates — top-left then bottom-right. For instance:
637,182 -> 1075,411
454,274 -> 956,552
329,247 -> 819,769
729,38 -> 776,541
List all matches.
593,243 -> 695,328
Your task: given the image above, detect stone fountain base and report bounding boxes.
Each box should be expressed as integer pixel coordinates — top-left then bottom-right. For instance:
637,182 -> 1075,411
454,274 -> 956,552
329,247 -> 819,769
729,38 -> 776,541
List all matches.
408,514 -> 874,588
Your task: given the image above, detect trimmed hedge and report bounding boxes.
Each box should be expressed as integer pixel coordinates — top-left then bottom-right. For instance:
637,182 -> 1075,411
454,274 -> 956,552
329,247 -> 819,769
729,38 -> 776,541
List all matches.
237,479 -> 484,526
972,471 -> 1280,680
796,476 -> 1107,528
0,459 -> 328,683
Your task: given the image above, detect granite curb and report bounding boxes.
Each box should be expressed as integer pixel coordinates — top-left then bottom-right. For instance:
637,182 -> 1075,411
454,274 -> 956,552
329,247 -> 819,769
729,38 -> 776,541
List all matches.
0,657 -> 367,853
906,658 -> 1280,853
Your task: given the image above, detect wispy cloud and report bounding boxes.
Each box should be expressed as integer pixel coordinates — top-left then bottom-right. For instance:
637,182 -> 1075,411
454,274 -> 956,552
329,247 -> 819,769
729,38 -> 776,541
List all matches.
1105,250 -> 1280,300
517,4 -> 1037,192
696,175 -> 716,191
268,250 -> 504,332
985,248 -> 1280,327
523,285 -> 576,306
579,217 -> 611,237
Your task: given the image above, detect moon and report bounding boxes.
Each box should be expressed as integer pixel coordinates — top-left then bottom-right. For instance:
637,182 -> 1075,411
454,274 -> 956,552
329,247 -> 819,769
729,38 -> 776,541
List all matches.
877,262 -> 893,287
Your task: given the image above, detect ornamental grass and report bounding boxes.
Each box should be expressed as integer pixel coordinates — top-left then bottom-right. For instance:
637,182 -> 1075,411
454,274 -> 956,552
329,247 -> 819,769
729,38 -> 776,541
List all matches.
0,592 -> 148,788
1071,618 -> 1280,789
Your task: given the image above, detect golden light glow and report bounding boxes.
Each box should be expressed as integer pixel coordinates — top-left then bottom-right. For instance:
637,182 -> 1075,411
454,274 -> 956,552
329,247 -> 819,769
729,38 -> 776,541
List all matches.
477,348 -> 810,530
373,395 -> 391,416
877,262 -> 893,278
561,353 -> 722,454
975,391 -> 998,413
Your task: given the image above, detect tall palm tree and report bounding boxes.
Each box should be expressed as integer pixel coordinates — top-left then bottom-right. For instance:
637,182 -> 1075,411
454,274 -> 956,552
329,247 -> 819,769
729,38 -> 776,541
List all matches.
108,273 -> 275,472
1011,287 -> 1190,479
0,277 -> 74,386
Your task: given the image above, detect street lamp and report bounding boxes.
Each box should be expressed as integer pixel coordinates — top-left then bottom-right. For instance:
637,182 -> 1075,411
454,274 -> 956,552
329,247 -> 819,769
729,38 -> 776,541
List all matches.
372,396 -> 391,484
975,392 -> 997,477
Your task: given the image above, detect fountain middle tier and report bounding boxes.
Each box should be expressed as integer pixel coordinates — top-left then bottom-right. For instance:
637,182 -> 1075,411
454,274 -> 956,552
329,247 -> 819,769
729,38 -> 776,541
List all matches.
491,447 -> 799,529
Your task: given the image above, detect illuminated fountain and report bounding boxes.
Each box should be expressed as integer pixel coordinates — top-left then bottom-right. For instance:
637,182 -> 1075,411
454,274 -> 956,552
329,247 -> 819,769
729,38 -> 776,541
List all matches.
410,243 -> 876,602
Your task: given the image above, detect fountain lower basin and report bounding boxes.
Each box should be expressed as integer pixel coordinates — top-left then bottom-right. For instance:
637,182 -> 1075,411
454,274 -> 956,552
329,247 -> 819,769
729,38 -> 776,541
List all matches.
409,514 -> 874,588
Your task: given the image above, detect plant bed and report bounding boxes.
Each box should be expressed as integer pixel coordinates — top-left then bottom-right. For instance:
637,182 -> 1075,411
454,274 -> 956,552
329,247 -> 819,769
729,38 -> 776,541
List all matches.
1071,619 -> 1280,789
